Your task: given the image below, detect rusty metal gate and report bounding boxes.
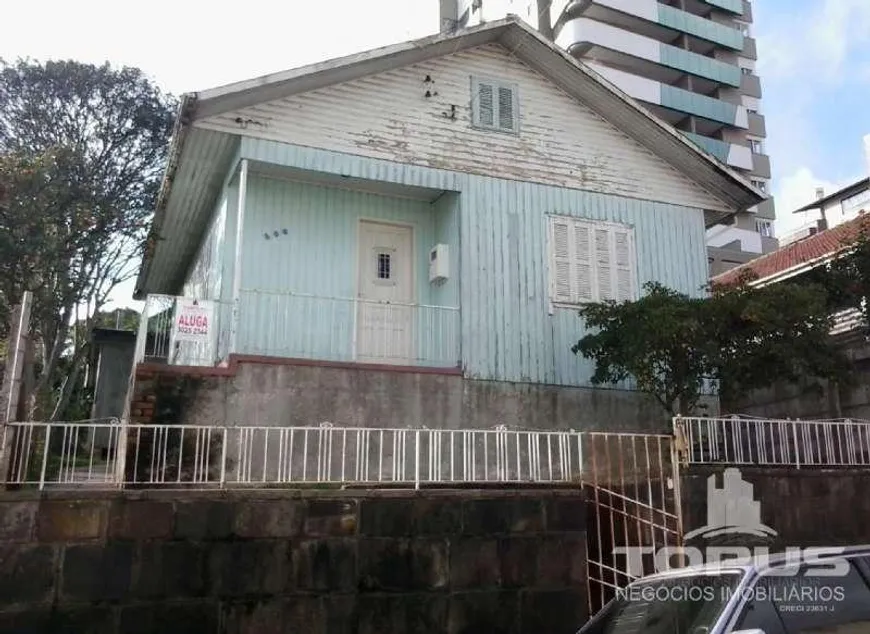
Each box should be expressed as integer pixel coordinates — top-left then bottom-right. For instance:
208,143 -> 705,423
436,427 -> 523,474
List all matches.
582,432 -> 685,615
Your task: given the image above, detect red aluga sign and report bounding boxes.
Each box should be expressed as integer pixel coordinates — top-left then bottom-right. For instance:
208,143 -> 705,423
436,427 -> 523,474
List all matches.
172,299 -> 214,342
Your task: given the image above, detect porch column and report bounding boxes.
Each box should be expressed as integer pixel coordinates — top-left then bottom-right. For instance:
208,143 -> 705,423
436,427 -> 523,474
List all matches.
228,159 -> 249,354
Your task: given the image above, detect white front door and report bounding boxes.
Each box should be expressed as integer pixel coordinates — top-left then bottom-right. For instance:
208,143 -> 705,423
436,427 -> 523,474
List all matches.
357,221 -> 414,364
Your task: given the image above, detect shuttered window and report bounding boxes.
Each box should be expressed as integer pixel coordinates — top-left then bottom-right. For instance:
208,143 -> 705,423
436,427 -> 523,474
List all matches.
471,77 -> 519,134
548,216 -> 636,306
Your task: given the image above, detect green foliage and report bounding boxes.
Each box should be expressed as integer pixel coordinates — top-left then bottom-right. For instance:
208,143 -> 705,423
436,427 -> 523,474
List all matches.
573,283 -> 710,417
574,277 -> 850,419
0,58 -> 176,419
825,216 -> 870,328
709,279 -> 850,407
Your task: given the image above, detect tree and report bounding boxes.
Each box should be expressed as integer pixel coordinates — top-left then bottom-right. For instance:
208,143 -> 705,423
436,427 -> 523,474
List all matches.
572,283 -> 710,418
573,278 -> 850,420
709,277 -> 851,408
824,215 -> 870,329
0,59 -> 175,419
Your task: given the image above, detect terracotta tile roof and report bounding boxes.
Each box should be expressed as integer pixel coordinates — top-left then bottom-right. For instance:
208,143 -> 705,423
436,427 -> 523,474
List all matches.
713,213 -> 870,286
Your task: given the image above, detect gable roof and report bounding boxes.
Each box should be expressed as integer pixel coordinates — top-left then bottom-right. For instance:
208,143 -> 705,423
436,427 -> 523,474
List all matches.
795,177 -> 870,212
712,214 -> 870,286
189,17 -> 762,212
136,16 -> 764,298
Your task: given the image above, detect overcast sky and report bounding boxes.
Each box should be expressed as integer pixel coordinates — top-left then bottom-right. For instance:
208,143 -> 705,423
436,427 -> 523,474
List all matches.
2,0 -> 869,308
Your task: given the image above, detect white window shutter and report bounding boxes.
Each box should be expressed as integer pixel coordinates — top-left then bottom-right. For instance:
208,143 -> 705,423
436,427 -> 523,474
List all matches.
574,224 -> 593,302
497,86 -> 515,131
477,82 -> 494,128
551,220 -> 572,302
594,229 -> 613,301
548,216 -> 636,307
614,230 -> 634,301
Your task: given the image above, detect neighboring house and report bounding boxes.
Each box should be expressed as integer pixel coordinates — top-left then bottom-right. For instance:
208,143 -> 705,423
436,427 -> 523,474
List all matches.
780,177 -> 870,247
712,213 -> 870,420
713,213 -> 870,336
133,17 -> 761,430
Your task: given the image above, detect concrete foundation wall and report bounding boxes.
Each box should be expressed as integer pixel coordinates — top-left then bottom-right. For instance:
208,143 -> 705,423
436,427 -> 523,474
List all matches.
134,356 -> 699,432
682,466 -> 870,549
0,489 -> 588,634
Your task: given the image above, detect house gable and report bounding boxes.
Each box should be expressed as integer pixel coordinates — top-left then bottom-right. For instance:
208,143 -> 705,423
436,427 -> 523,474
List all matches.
195,43 -> 732,212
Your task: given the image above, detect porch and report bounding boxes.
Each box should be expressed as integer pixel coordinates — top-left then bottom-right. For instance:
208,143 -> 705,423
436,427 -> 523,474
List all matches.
135,154 -> 462,370
135,290 -> 460,369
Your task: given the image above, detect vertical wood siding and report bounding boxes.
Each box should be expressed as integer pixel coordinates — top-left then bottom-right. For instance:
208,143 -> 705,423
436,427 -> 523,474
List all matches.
458,176 -> 708,385
182,193 -> 227,299
235,175 -> 463,363
195,43 -> 730,212
206,138 -> 708,387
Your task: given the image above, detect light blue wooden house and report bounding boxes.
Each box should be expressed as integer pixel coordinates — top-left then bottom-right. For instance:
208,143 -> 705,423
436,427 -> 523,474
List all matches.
134,17 -> 761,427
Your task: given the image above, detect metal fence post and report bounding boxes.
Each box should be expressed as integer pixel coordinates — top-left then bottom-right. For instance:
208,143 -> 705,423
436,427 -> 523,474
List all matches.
38,425 -> 51,491
792,419 -> 801,469
219,428 -> 228,488
414,430 -> 420,490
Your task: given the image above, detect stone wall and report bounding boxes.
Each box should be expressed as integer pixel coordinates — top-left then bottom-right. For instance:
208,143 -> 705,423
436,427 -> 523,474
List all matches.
134,355 -> 700,432
0,488 -> 588,634
682,466 -> 870,548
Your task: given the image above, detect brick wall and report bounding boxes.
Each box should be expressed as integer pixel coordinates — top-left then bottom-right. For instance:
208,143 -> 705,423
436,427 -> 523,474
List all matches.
0,489 -> 588,634
128,374 -> 156,425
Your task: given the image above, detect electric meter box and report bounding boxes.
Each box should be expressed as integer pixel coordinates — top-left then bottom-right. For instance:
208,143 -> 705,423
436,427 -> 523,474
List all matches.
429,244 -> 449,283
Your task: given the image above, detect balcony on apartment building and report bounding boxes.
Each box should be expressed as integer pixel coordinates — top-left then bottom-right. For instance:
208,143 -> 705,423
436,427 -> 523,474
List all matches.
681,0 -> 747,15
747,111 -> 765,136
554,0 -> 746,53
679,130 -> 772,189
739,70 -> 762,98
681,131 -> 753,171
741,34 -> 757,59
557,19 -> 743,97
585,61 -> 748,132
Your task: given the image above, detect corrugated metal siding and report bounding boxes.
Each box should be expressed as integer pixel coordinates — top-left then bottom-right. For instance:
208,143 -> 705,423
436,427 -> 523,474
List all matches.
195,43 -> 728,212
458,176 -> 708,385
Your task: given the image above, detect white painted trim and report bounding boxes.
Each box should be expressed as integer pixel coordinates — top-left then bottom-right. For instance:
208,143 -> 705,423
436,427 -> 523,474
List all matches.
228,159 -> 249,354
750,251 -> 842,287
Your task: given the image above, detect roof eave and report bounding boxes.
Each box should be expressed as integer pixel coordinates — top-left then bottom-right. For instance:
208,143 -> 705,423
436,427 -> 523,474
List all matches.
495,23 -> 763,213
133,93 -> 198,300
795,177 -> 870,212
192,19 -> 511,121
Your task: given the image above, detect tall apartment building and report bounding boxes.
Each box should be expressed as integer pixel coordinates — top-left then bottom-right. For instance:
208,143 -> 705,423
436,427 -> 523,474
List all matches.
440,0 -> 776,276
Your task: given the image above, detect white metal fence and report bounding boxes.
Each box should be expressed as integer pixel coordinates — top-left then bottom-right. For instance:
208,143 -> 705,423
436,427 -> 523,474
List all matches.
675,415 -> 870,468
1,421 -> 584,490
831,307 -> 865,336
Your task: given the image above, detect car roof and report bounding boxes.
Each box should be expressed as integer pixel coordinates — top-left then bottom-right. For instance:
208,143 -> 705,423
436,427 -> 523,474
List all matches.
631,544 -> 870,584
